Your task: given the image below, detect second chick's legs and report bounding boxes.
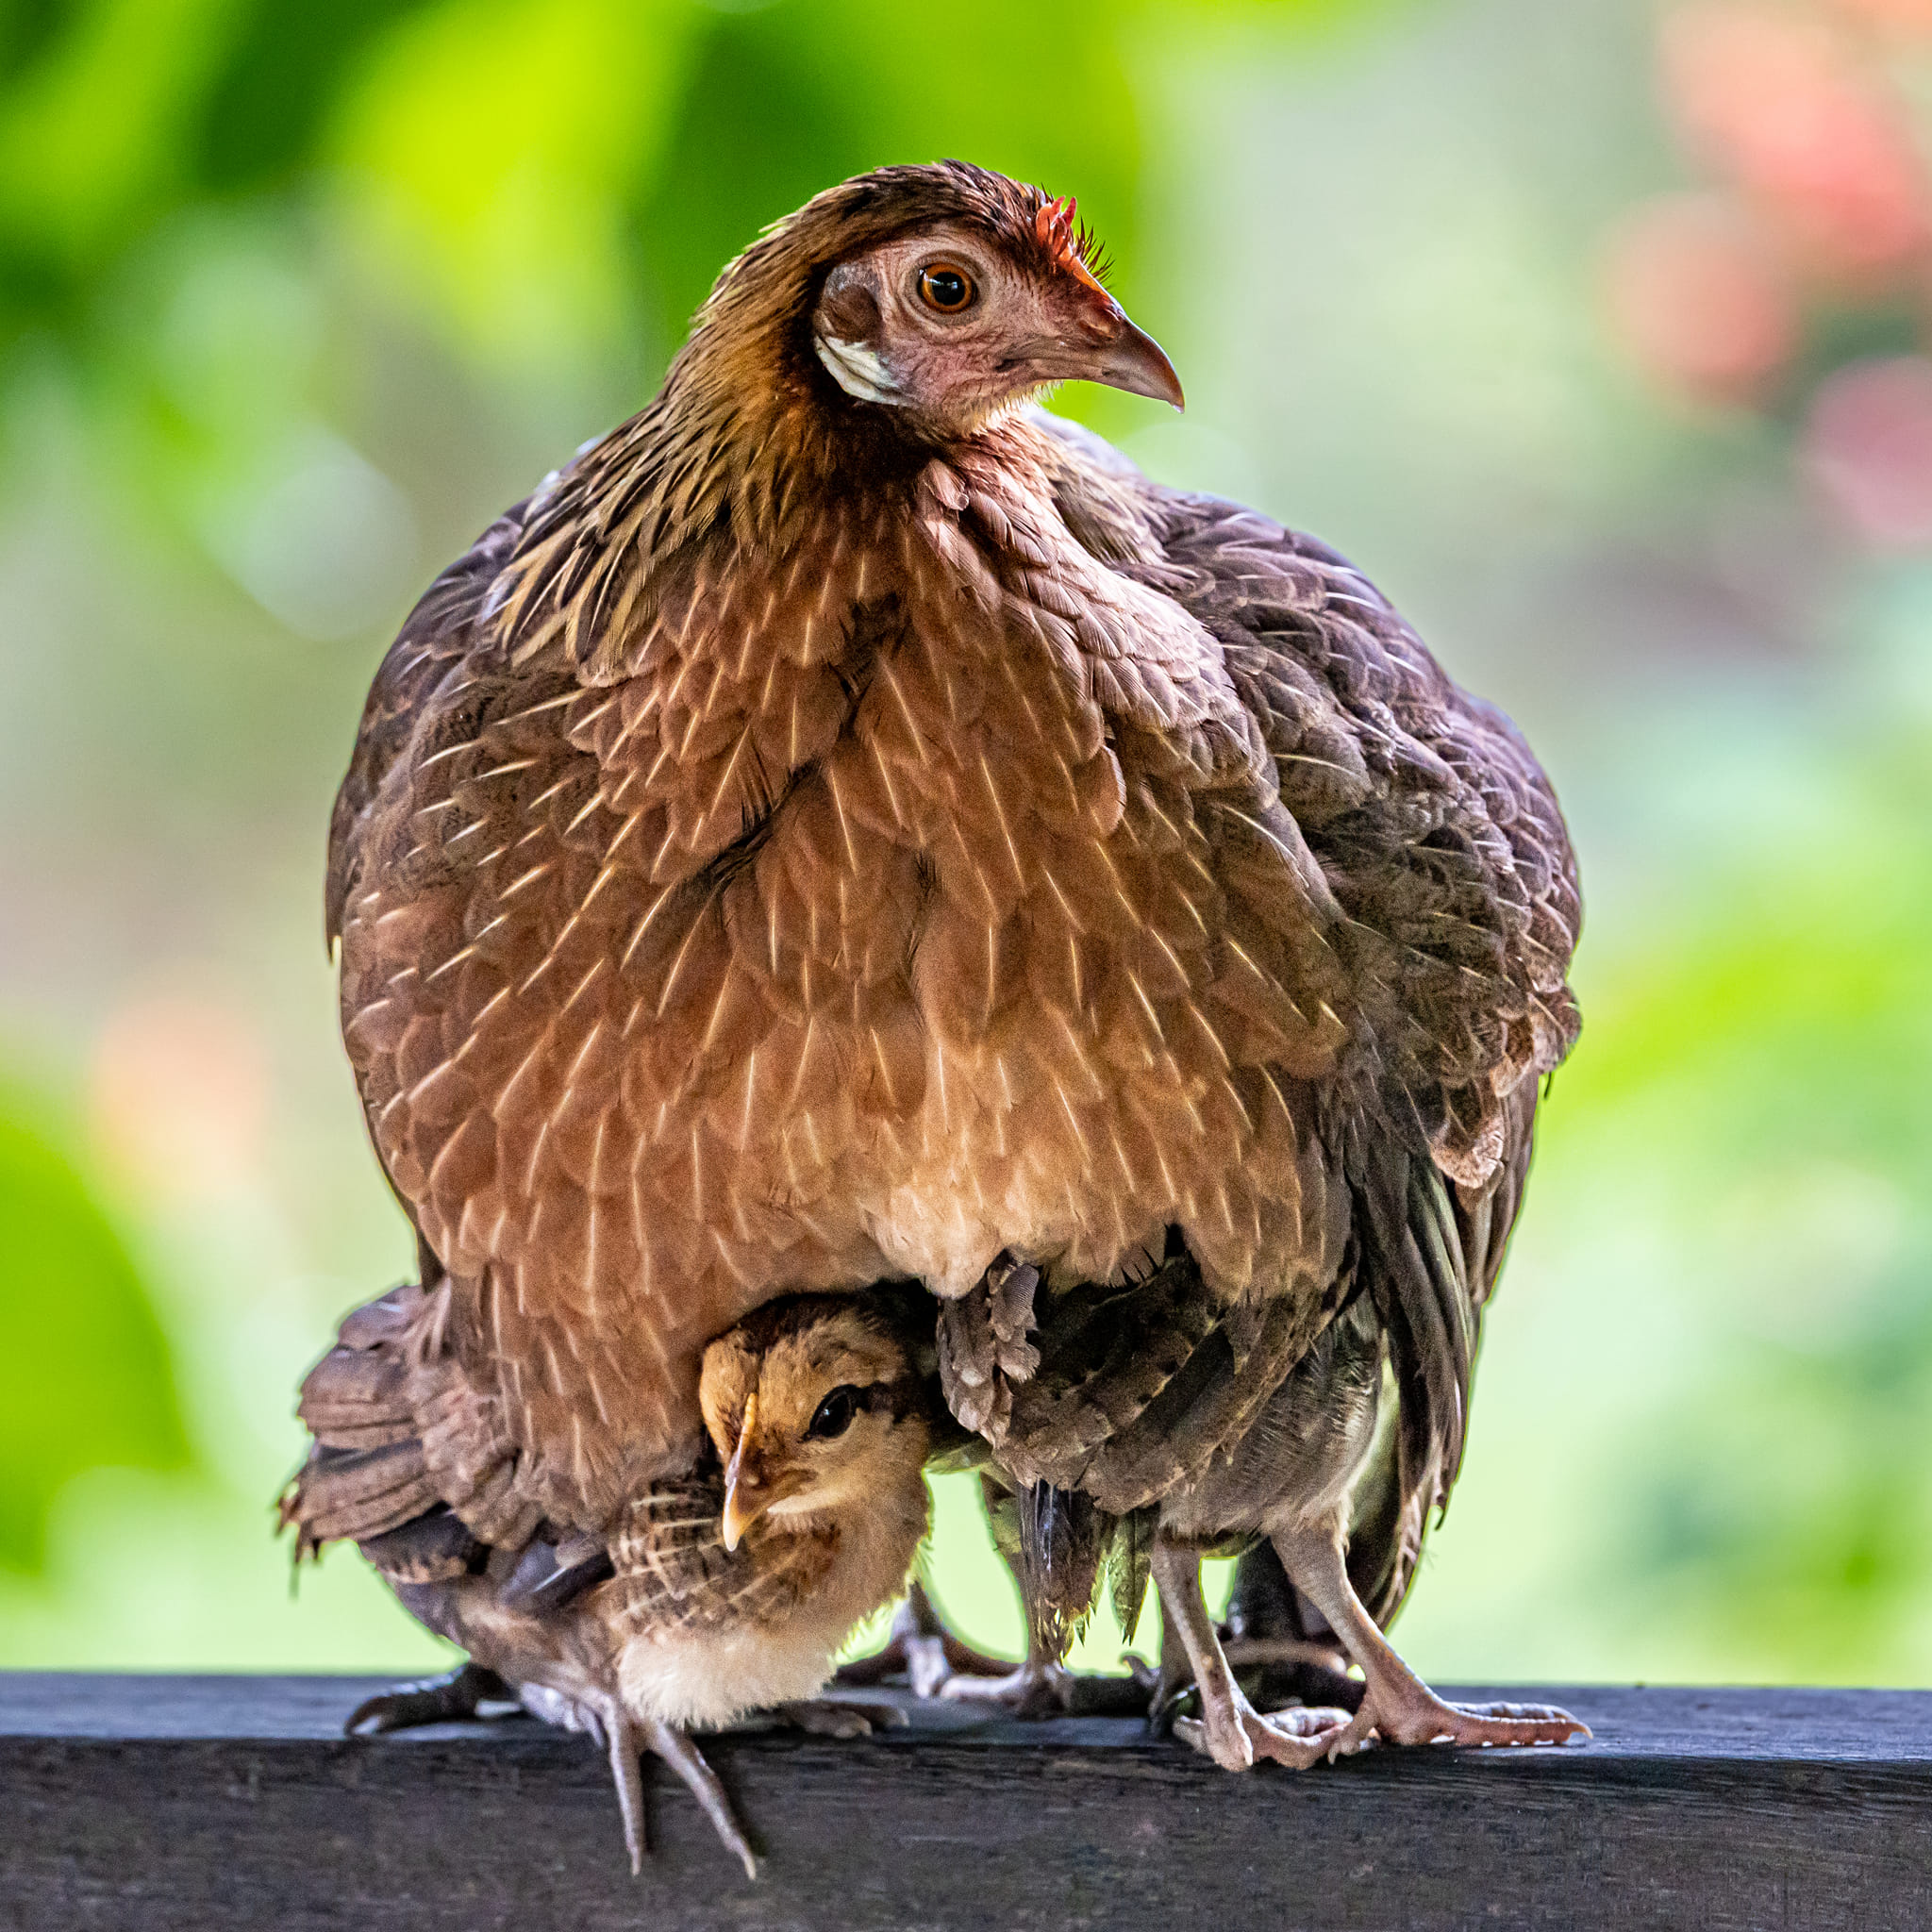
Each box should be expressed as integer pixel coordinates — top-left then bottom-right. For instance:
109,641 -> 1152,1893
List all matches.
833,1579 -> 1024,1699
835,1578 -> 1104,1716
1269,1518 -> 1589,1756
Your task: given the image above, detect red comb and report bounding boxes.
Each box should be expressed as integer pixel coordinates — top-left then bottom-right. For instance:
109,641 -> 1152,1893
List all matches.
1035,194 -> 1110,297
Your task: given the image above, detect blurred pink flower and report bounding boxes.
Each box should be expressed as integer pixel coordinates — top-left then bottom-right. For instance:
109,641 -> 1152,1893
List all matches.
1826,0 -> 1932,32
1662,4 -> 1932,283
89,991 -> 270,1204
1802,355 -> 1932,547
1602,192 -> 1799,403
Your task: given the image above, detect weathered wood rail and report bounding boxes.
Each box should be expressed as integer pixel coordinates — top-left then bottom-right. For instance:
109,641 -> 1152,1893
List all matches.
3,1674 -> 1929,1930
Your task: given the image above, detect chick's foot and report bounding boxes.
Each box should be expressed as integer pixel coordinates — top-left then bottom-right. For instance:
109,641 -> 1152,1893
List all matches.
837,1582 -> 1151,1716
832,1581 -> 1011,1698
773,1696 -> 908,1737
937,1655 -> 1079,1718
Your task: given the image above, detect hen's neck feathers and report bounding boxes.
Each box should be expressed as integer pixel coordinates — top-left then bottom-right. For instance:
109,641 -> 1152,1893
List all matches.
485,163 -> 1069,680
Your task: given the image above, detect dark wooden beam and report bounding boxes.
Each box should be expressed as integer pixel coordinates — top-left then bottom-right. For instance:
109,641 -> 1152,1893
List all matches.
5,1675 -> 1930,1930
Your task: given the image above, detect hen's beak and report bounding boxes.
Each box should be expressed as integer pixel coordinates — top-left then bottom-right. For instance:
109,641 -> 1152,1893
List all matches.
721,1393 -> 808,1551
1092,315 -> 1186,410
1022,307 -> 1186,411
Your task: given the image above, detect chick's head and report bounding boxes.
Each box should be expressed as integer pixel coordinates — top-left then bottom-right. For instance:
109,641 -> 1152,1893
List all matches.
698,1293 -> 931,1551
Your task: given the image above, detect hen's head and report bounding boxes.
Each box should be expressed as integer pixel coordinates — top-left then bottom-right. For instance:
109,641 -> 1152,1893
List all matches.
691,161 -> 1183,444
697,1291 -> 931,1550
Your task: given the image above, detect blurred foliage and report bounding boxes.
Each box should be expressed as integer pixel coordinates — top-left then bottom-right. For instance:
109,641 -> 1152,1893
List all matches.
0,0 -> 1384,365
1559,745 -> 1932,1674
0,0 -> 1926,1690
0,1082 -> 189,1571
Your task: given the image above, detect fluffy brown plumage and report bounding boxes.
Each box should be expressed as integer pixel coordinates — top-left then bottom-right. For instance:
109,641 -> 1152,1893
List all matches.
284,1279 -> 932,1873
321,158 -> 1581,1761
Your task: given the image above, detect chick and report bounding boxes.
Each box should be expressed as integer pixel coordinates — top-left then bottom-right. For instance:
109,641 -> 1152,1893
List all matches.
284,1280 -> 933,1874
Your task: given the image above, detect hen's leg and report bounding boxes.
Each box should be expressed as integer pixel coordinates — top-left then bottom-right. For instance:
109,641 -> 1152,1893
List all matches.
343,1662 -> 518,1734
1273,1520 -> 1589,1755
1154,1541 -> 1353,1771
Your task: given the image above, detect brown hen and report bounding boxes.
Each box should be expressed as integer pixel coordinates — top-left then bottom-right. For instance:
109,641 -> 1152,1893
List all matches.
324,158 -> 1581,1757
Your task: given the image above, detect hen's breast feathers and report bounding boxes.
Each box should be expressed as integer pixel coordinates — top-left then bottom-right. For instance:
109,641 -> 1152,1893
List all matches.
327,409 -> 1578,1521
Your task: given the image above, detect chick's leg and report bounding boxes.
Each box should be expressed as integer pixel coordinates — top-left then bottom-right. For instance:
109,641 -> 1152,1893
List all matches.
634,1711 -> 760,1883
836,1579 -> 1147,1718
1272,1520 -> 1589,1755
772,1697 -> 908,1737
1154,1541 -> 1354,1772
559,1686 -> 758,1882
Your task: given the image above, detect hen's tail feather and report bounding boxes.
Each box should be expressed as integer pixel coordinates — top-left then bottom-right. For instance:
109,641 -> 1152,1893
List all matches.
282,1279 -> 465,1574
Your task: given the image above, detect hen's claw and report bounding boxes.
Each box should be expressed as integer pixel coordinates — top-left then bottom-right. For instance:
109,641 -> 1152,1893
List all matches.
344,1662 -> 519,1735
1174,1694 -> 1357,1772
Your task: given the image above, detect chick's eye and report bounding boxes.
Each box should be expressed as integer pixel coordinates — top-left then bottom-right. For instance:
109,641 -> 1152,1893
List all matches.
807,1385 -> 863,1440
916,265 -> 975,314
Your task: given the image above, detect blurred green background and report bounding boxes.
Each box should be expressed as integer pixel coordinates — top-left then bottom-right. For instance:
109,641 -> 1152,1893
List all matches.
2,0 -> 1928,1688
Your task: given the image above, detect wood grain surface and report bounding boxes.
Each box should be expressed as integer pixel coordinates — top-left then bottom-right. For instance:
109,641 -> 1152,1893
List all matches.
5,1675 -> 1929,1930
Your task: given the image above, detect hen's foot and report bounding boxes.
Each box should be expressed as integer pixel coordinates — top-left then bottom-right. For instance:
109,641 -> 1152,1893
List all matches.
1150,1540 -> 1355,1771
1322,1683 -> 1590,1758
344,1662 -> 519,1735
1154,1630 -> 1361,1733
1268,1519 -> 1590,1762
1174,1689 -> 1357,1772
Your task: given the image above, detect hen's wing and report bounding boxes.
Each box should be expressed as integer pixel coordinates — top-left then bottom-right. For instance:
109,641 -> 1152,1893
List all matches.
283,1280 -> 833,1643
326,491 -> 828,1528
1127,484 -> 1578,1571
1030,424 -> 1580,1589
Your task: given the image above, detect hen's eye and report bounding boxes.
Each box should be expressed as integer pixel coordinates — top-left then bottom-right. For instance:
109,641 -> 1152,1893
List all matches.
807,1385 -> 863,1441
916,265 -> 975,314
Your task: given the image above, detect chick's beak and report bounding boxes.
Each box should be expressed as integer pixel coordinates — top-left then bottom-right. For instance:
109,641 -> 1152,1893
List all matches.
720,1476 -> 757,1554
720,1392 -> 809,1551
721,1392 -> 759,1551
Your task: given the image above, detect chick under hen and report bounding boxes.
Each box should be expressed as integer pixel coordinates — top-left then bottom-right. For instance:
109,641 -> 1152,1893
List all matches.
321,158 -> 1581,1763
284,1280 -> 932,1873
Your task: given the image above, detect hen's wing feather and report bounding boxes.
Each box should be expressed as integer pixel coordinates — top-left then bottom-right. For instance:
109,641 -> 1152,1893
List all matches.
1027,427 -> 1580,1610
